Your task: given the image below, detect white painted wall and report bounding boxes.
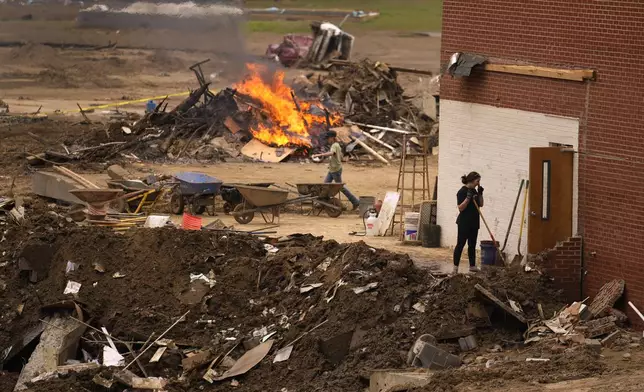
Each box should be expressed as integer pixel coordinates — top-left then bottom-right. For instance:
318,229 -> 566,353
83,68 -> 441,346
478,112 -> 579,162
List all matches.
437,100 -> 579,260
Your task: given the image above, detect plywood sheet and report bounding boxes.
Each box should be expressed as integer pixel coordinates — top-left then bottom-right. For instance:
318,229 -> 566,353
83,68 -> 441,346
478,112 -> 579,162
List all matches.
241,139 -> 294,163
376,191 -> 400,236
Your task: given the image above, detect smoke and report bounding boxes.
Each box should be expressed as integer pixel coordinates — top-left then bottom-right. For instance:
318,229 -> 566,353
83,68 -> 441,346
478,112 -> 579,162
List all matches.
76,1 -> 250,82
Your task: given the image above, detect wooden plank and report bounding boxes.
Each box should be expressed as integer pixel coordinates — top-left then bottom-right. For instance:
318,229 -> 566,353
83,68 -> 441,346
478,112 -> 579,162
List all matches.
474,284 -> 527,324
483,64 -> 595,82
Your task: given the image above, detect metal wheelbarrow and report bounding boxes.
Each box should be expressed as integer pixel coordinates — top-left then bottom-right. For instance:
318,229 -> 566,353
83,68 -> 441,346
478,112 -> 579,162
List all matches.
107,180 -> 169,214
171,172 -> 223,216
220,182 -> 274,214
295,183 -> 345,218
231,185 -> 293,224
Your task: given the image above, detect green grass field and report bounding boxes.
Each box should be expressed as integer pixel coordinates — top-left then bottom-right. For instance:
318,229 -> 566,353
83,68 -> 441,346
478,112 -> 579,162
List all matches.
245,0 -> 442,34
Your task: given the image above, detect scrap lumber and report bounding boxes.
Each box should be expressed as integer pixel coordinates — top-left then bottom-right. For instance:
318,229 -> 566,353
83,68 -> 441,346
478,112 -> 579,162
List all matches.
629,301 -> 644,322
361,130 -> 396,152
483,64 -> 596,82
354,139 -> 390,165
53,166 -> 100,189
330,59 -> 434,76
474,284 -> 527,324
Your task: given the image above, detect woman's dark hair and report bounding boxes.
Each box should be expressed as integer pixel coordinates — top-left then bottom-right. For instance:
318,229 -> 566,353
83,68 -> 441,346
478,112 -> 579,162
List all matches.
461,171 -> 481,184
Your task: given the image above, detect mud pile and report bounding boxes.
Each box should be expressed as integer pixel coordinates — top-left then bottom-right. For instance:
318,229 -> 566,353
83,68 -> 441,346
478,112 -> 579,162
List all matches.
0,207 -> 582,392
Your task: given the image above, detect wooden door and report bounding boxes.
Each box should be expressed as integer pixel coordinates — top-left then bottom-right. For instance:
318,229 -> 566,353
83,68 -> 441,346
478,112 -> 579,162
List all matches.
527,147 -> 574,254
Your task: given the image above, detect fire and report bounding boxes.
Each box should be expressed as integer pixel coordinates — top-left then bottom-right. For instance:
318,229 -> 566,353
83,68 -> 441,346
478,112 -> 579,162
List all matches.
234,64 -> 340,147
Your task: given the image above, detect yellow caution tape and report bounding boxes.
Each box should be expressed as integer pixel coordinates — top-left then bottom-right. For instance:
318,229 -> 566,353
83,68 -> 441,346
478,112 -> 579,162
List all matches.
55,91 -> 191,114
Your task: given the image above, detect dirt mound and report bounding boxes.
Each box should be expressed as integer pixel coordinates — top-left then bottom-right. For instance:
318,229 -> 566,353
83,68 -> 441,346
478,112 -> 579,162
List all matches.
37,63 -> 125,89
0,206 -> 583,392
414,348 -> 605,391
8,43 -> 61,66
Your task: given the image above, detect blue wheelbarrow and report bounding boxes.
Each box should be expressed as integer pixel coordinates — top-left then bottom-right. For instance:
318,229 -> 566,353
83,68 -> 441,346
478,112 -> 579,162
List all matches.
170,172 -> 223,216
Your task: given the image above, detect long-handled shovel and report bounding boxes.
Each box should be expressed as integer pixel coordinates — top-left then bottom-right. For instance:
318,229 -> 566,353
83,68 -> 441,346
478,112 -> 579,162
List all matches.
501,179 -> 525,253
511,180 -> 530,265
473,199 -> 506,265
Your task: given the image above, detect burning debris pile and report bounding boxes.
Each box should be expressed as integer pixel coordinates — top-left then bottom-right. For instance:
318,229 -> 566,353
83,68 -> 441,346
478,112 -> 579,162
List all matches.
1,204 -> 641,391
24,58 -> 436,167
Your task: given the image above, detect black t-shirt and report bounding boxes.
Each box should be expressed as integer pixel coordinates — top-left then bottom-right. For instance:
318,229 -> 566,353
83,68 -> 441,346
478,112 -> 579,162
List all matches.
456,186 -> 480,228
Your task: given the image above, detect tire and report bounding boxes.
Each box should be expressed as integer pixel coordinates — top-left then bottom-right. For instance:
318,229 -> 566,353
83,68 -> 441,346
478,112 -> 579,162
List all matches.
325,198 -> 343,218
170,192 -> 184,215
110,198 -> 128,213
233,203 -> 254,224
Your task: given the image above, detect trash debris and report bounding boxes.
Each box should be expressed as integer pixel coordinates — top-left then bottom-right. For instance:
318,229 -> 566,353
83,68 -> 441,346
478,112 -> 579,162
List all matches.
475,284 -> 527,324
115,369 -> 167,390
63,280 -> 81,295
412,302 -> 426,313
300,283 -> 324,293
407,334 -> 461,369
182,349 -> 213,372
112,272 -> 126,279
264,243 -> 279,253
149,346 -> 167,363
65,261 -> 77,274
213,340 -> 274,381
190,270 -> 217,288
273,345 -> 294,363
144,214 -> 171,228
352,282 -> 379,294
103,345 -> 125,366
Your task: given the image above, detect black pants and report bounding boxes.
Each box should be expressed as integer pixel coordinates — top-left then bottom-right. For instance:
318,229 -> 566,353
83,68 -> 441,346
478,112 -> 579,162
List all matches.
453,224 -> 479,267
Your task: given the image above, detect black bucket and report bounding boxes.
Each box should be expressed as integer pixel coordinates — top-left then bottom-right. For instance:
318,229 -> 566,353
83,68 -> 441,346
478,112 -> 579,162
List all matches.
422,224 -> 441,248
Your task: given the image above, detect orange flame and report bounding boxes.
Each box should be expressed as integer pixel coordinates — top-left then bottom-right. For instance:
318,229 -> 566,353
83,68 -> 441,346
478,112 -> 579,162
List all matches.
234,64 -> 340,147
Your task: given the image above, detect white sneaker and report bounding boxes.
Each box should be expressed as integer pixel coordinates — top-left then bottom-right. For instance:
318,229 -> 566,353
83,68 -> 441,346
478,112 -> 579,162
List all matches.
469,266 -> 481,272
452,265 -> 459,274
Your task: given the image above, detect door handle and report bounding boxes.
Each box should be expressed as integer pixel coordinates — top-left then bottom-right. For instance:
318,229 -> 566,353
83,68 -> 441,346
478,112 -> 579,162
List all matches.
530,211 -> 537,216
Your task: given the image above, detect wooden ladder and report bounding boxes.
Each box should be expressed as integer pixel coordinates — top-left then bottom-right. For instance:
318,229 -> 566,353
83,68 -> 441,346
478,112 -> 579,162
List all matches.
391,134 -> 431,240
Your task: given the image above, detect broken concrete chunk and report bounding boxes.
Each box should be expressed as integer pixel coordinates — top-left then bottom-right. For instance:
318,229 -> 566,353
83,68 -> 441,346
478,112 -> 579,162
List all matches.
407,334 -> 461,370
107,164 -> 131,180
584,339 -> 602,353
369,369 -> 432,392
14,317 -> 86,391
115,369 -> 167,389
458,335 -> 477,352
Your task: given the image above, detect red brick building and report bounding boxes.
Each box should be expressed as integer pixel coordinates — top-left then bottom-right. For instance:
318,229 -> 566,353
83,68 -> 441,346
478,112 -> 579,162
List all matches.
439,0 -> 644,321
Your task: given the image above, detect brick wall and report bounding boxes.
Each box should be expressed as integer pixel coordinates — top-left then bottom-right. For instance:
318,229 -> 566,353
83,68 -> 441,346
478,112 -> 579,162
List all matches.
441,0 -> 644,324
437,100 -> 579,262
535,237 -> 583,303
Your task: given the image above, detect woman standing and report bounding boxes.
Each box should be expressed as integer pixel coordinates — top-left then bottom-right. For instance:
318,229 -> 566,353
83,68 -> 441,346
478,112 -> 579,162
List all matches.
453,172 -> 484,274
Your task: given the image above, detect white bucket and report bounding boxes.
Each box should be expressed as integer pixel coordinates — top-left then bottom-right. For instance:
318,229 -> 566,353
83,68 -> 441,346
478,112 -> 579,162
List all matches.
404,212 -> 419,241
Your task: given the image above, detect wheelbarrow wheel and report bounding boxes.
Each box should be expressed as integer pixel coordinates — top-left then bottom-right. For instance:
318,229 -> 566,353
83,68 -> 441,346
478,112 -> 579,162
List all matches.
170,192 -> 184,215
110,198 -> 128,213
325,198 -> 343,218
233,204 -> 254,224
